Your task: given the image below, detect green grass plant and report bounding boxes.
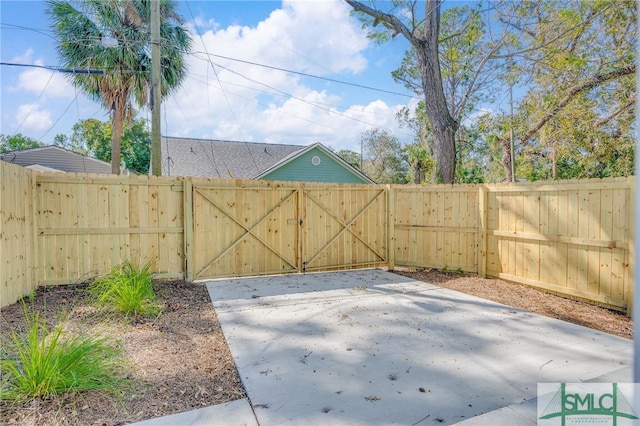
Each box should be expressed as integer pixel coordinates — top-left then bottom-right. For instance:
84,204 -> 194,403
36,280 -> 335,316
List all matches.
1,305 -> 125,402
88,260 -> 161,317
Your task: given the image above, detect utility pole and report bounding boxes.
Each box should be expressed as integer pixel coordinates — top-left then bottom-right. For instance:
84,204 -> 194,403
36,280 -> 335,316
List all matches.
508,62 -> 515,183
151,0 -> 161,176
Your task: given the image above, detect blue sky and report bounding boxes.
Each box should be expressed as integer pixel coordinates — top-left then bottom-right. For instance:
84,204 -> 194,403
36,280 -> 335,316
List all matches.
0,0 -> 427,153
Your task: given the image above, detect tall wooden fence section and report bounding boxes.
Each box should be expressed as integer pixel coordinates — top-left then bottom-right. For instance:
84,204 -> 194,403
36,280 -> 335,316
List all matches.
35,173 -> 185,286
482,179 -> 633,311
391,186 -> 479,273
0,160 -> 634,313
1,162 -> 37,306
189,179 -> 301,279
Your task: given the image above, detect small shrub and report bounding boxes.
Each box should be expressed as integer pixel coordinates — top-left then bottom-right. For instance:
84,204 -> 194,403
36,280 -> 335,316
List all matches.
0,305 -> 126,402
89,261 -> 161,317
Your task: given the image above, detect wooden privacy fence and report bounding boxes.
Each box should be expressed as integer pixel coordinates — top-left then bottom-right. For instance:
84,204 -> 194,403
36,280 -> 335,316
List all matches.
0,161 -> 634,313
482,180 -> 632,311
188,181 -> 387,280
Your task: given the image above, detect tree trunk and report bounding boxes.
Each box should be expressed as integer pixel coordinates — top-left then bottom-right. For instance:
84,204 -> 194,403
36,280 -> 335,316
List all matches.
501,138 -> 513,182
414,160 -> 425,184
111,103 -> 123,175
429,118 -> 457,183
416,1 -> 458,184
343,0 -> 459,183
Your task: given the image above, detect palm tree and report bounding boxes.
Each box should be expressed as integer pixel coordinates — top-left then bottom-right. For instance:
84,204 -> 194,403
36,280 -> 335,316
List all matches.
48,0 -> 191,174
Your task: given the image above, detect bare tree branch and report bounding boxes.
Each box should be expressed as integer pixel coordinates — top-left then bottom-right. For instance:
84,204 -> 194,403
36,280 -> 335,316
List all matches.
344,0 -> 415,43
456,39 -> 504,118
594,97 -> 635,127
519,65 -> 636,145
492,2 -> 614,60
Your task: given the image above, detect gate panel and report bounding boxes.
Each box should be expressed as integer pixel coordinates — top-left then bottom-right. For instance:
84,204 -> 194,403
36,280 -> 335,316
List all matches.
193,184 -> 299,279
302,186 -> 387,271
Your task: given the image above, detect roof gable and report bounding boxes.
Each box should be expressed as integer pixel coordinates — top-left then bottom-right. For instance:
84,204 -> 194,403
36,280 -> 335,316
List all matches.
256,143 -> 374,184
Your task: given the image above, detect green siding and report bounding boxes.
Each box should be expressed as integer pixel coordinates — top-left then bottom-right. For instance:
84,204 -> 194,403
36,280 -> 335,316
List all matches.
260,147 -> 369,183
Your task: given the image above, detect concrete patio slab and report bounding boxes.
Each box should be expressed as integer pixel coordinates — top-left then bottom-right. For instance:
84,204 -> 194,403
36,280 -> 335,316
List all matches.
206,269 -> 633,425
131,397 -> 257,426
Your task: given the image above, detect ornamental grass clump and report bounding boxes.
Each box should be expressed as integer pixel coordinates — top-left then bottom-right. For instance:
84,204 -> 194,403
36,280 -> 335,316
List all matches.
0,305 -> 125,402
89,261 -> 161,317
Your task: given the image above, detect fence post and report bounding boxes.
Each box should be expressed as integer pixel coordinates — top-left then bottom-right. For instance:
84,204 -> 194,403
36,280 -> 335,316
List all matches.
183,178 -> 194,281
387,185 -> 395,271
297,182 -> 304,273
478,185 -> 488,277
627,176 -> 634,317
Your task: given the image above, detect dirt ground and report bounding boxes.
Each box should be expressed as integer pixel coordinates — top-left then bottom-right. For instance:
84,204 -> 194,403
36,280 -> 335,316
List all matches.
0,270 -> 632,425
0,281 -> 245,426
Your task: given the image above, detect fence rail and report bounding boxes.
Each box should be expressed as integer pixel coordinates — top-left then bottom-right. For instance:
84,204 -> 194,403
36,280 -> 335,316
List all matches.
0,161 -> 633,314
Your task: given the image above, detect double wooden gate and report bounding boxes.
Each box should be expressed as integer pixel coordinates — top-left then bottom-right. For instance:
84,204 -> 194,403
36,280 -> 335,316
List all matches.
187,182 -> 387,280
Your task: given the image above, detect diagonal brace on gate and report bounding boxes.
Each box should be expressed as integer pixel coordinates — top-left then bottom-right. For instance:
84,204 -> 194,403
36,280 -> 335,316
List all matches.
195,188 -> 298,276
304,189 -> 386,268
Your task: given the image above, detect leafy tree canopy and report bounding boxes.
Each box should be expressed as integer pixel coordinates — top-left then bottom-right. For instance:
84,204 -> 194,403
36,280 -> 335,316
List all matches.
360,129 -> 409,184
0,134 -> 43,153
335,149 -> 361,170
55,118 -> 151,174
347,0 -> 635,183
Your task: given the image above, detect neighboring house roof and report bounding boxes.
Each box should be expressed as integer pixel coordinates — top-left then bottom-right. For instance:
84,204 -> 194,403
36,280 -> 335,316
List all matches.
161,137 -> 301,179
0,146 -> 113,174
161,137 -> 373,183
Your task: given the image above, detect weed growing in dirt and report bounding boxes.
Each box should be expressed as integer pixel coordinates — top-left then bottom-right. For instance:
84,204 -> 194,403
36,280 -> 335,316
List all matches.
441,266 -> 464,275
89,261 -> 161,317
0,304 -> 126,403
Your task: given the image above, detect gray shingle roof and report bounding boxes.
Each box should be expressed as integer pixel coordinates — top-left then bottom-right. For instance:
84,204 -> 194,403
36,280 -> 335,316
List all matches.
161,137 -> 306,179
0,146 -> 113,174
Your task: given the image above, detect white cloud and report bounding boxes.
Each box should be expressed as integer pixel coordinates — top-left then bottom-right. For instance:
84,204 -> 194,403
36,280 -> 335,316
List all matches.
9,48 -> 34,64
15,103 -> 52,132
163,0 -> 407,151
462,107 -> 495,127
9,56 -> 76,99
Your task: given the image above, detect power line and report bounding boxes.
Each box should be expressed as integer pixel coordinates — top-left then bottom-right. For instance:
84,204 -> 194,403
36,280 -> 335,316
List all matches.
1,32 -> 415,100
208,59 -> 407,132
36,90 -> 82,142
185,2 -> 260,175
0,62 -> 104,74
12,72 -> 55,135
1,18 -> 417,143
193,51 -> 419,100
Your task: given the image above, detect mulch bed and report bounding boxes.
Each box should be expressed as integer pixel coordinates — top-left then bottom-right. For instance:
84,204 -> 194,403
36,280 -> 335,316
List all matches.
0,281 -> 245,426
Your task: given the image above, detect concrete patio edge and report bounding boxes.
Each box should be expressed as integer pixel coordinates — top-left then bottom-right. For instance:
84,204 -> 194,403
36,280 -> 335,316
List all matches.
130,397 -> 257,426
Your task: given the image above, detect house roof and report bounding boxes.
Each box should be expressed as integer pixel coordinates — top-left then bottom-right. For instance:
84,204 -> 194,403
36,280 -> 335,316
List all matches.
161,137 -> 308,179
0,145 -> 113,174
161,137 -> 303,178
